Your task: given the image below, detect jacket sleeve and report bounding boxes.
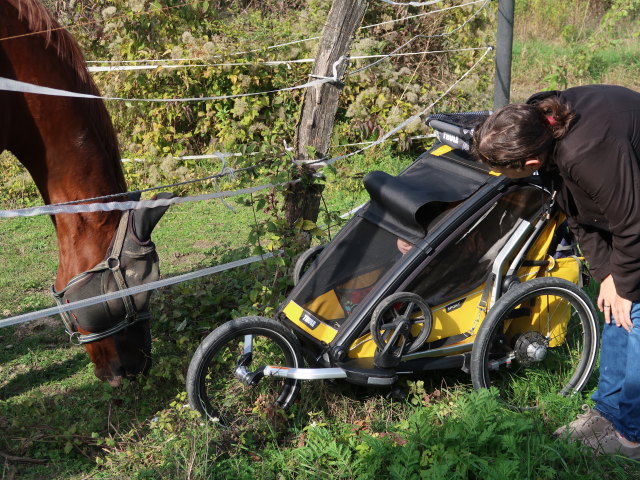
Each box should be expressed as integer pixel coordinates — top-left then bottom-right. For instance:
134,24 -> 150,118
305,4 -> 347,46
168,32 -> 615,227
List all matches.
566,139 -> 640,301
564,215 -> 612,281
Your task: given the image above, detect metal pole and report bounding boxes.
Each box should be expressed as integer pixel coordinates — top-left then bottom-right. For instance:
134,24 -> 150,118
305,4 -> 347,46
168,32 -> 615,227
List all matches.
493,0 -> 514,109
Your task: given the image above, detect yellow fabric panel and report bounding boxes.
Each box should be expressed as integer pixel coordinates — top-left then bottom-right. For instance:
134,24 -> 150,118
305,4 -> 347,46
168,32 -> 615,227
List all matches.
282,300 -> 338,344
431,145 -> 453,156
526,215 -> 562,263
507,257 -> 582,347
514,213 -> 569,283
427,289 -> 484,345
348,333 -> 377,358
304,289 -> 345,321
544,255 -> 582,284
347,289 -> 486,359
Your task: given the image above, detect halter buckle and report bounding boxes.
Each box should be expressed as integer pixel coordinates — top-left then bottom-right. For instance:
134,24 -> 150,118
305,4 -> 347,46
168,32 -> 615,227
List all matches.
107,257 -> 121,270
125,312 -> 137,325
68,330 -> 83,346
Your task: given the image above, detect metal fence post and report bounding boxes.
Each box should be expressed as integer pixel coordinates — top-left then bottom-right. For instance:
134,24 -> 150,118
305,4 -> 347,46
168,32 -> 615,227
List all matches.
493,0 -> 515,109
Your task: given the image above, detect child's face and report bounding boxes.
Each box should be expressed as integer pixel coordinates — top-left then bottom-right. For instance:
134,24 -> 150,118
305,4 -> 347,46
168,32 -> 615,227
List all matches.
489,158 -> 542,179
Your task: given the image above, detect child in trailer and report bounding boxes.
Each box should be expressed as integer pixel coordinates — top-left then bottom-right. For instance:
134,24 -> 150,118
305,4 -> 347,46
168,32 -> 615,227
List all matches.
472,84 -> 640,459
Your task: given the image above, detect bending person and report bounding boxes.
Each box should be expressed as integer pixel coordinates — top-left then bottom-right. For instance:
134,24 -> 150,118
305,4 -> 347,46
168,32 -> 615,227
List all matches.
471,84 -> 640,459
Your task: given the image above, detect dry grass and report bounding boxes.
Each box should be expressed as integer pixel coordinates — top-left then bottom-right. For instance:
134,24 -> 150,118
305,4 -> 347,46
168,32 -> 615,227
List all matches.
511,0 -> 640,99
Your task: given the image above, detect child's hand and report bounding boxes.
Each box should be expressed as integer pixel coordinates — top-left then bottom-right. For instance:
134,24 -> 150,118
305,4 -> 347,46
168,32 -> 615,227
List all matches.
396,238 -> 414,255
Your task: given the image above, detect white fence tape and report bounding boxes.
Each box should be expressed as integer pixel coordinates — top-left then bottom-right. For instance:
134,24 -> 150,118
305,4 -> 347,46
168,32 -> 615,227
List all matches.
0,74 -> 332,103
0,44 -> 492,218
0,252 -> 278,329
88,47 -> 488,73
0,181 -> 287,218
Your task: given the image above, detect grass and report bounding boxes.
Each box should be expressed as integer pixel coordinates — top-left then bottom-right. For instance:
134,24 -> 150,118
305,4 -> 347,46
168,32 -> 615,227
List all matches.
3,0 -> 640,478
511,38 -> 640,102
3,141 -> 640,478
0,142 -> 417,479
510,0 -> 640,99
0,216 -> 58,315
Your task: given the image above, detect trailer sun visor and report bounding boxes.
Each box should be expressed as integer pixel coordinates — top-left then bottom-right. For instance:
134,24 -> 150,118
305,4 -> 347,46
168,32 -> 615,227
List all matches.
361,152 -> 490,243
425,111 -> 491,151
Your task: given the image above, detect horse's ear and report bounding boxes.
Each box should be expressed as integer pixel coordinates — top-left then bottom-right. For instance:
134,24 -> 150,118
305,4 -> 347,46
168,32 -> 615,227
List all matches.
132,192 -> 173,242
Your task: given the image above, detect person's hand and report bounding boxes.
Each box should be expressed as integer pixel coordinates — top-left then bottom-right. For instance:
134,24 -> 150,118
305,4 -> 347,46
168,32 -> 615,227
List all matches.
598,275 -> 633,332
396,238 -> 413,255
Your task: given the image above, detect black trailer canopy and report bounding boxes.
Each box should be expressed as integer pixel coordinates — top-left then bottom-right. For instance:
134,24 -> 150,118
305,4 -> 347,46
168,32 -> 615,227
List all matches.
361,150 -> 491,243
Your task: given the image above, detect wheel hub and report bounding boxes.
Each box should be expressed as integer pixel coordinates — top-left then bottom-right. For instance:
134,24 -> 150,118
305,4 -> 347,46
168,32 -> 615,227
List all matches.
514,332 -> 549,366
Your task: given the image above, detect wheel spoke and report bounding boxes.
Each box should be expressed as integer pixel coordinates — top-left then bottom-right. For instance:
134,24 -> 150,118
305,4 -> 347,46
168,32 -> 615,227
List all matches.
370,292 -> 433,355
471,278 -> 598,410
402,302 -> 415,318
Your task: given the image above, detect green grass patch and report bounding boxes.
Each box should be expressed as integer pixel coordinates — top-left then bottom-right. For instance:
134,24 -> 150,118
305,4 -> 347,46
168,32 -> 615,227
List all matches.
3,0 -> 640,477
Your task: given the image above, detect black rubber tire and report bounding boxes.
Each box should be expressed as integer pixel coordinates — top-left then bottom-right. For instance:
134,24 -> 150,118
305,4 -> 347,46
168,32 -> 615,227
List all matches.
370,292 -> 433,355
470,277 -> 599,410
292,245 -> 325,286
186,316 -> 304,424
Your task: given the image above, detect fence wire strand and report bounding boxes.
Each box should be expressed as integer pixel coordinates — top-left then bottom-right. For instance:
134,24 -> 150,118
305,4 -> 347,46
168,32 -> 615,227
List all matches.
0,1 -> 496,328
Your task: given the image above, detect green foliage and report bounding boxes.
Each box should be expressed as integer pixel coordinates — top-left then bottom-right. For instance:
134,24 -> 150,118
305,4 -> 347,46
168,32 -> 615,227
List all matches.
513,0 -> 640,95
274,389 -> 632,480
0,151 -> 40,207
4,1 -> 640,479
58,0 -> 496,202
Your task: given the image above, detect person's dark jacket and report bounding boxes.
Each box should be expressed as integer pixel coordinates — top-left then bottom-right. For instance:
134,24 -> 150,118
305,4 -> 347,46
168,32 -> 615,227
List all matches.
527,85 -> 640,301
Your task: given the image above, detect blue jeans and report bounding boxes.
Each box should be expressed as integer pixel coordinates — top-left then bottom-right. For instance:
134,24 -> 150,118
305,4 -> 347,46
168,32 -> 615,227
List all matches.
592,302 -> 640,442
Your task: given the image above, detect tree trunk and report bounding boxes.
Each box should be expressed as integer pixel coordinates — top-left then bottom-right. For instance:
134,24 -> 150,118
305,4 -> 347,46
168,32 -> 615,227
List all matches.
284,0 -> 369,226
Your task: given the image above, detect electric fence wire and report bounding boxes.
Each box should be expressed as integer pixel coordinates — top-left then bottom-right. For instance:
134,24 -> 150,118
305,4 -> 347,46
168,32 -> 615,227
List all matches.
84,0 -> 485,69
0,44 -> 492,218
1,0 -> 490,104
0,0 -> 492,218
310,44 -> 493,167
0,3 -> 495,326
121,132 -> 436,163
0,62 -> 492,326
87,47 -> 489,72
0,42 -> 492,218
348,0 -> 490,76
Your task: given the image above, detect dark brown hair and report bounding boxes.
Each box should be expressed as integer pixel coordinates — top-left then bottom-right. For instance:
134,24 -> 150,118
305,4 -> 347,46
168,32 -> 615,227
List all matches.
471,96 -> 576,169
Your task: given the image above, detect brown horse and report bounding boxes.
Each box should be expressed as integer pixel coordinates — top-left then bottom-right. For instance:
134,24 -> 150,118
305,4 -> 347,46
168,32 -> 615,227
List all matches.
0,0 -> 168,386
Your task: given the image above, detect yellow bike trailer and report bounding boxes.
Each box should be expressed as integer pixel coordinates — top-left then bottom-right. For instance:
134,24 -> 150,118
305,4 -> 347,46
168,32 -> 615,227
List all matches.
187,112 -> 599,423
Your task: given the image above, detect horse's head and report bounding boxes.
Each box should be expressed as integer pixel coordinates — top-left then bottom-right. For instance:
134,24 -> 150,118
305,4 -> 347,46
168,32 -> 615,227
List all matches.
53,195 -> 171,386
1,0 -> 175,387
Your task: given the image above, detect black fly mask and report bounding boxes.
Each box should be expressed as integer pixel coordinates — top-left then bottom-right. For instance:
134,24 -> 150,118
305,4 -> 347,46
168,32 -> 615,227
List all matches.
52,195 -> 171,345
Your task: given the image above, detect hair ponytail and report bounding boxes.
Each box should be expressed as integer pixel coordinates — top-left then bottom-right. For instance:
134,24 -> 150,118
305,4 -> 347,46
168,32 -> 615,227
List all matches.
472,95 -> 576,168
535,96 -> 575,140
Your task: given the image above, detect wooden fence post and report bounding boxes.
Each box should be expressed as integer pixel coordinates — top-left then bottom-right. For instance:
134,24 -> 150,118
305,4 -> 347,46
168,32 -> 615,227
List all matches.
283,0 -> 369,226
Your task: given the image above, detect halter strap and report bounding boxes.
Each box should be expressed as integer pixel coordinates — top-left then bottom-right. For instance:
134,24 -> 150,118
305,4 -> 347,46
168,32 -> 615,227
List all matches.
51,210 -> 148,344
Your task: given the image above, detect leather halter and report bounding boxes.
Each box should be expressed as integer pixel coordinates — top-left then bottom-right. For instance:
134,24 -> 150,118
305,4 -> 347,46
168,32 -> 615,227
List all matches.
51,210 -> 152,344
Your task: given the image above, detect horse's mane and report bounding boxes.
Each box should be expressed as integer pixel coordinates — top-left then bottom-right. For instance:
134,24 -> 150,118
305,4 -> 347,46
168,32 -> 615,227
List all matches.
13,0 -> 92,87
9,0 -> 125,190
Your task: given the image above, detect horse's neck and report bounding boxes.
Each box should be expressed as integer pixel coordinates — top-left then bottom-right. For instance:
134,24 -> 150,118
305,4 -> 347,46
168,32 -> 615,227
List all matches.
29,112 -> 125,288
1,17 -> 126,290
23,133 -> 124,291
